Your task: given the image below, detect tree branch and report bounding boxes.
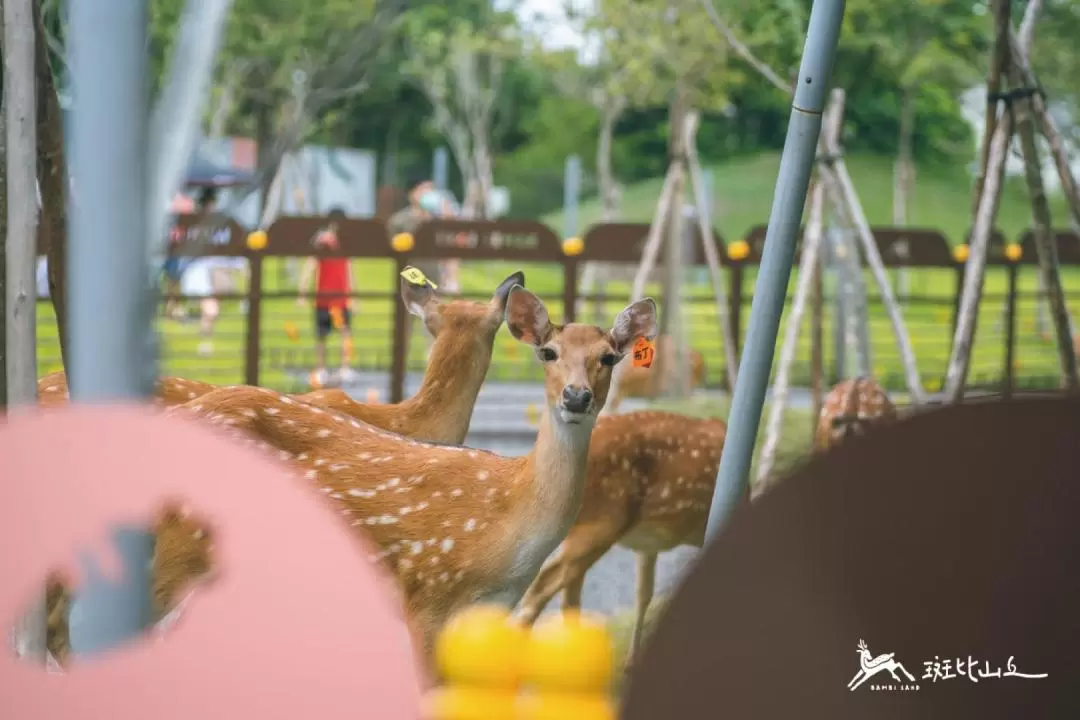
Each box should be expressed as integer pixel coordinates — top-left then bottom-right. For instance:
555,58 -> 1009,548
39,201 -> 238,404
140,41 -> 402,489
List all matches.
698,0 -> 792,95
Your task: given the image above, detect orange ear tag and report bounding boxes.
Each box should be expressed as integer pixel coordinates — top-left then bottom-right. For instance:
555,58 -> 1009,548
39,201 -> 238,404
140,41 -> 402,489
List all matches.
632,337 -> 655,368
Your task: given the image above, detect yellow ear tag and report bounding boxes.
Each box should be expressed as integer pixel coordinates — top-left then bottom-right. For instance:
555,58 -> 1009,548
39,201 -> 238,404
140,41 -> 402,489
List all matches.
632,337 -> 655,369
400,266 -> 438,289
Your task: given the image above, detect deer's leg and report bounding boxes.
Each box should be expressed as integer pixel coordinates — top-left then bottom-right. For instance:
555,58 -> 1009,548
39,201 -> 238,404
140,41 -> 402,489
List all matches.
562,574 -> 586,610
626,552 -> 657,666
515,519 -> 626,625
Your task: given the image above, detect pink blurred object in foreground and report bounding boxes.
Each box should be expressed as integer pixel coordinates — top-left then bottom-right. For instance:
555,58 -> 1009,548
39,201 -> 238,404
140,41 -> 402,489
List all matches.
0,405 -> 422,719
170,193 -> 195,214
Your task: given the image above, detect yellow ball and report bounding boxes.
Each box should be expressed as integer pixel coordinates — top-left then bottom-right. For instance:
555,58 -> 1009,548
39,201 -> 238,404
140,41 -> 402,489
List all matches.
423,686 -> 518,720
246,230 -> 268,251
391,232 -> 415,253
1005,243 -> 1023,262
517,692 -> 615,720
727,239 -> 751,261
562,237 -> 584,256
436,605 -> 527,688
952,243 -> 970,263
523,610 -> 614,693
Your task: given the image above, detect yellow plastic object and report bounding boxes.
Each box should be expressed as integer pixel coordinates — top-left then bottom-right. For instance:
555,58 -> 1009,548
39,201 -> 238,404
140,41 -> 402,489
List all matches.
424,686 -> 517,720
953,243 -> 969,262
727,239 -> 751,261
284,322 -> 300,343
523,610 -> 614,694
1005,243 -> 1023,261
245,229 -> 268,251
435,605 -> 527,689
562,237 -> 584,256
392,232 -> 415,253
517,692 -> 615,720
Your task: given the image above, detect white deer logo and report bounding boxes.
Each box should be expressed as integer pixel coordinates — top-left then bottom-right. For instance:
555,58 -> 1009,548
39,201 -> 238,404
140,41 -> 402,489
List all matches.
848,639 -> 916,691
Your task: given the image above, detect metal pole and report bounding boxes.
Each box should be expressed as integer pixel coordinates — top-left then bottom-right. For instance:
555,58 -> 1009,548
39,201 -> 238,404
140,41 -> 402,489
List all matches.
5,0 -> 45,666
563,154 -> 581,239
65,0 -> 155,656
433,146 -> 449,190
704,0 -> 845,542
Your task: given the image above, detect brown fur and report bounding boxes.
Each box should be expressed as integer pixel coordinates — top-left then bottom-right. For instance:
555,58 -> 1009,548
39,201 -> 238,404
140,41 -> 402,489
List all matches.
39,270 -> 525,665
813,377 -> 897,452
608,336 -> 706,412
515,411 -> 726,662
160,290 -> 658,683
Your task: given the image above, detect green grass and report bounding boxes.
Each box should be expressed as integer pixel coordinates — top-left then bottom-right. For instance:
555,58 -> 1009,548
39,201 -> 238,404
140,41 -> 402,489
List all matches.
601,395 -> 816,690
33,150 -> 1077,393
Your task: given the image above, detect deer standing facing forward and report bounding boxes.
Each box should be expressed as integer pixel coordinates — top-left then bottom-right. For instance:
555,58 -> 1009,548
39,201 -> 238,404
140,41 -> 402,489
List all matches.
166,287 -> 658,681
814,376 -> 897,452
36,269 -> 522,447
515,410 -> 726,663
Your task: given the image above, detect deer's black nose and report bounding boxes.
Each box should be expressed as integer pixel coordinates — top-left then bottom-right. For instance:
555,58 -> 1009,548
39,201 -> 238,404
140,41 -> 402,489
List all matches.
561,385 -> 593,413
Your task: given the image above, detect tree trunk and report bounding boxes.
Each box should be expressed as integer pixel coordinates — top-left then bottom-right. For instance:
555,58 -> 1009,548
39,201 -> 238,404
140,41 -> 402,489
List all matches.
823,88 -> 924,401
33,0 -> 68,376
685,110 -> 738,391
585,102 -> 622,323
893,85 -> 915,300
630,163 -> 677,302
970,0 -> 1012,217
945,0 -> 1014,400
660,88 -> 689,399
1008,66 -> 1079,389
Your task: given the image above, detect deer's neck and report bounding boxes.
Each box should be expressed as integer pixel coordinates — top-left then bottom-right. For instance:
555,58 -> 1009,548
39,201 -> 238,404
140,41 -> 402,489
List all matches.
493,409 -> 594,602
403,333 -> 493,444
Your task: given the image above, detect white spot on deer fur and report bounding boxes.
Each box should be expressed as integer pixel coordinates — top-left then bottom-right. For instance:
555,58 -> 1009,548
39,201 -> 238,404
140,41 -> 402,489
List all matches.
358,452 -> 371,460
263,407 -> 280,415
400,558 -> 413,569
348,488 -> 375,498
387,477 -> 401,487
476,470 -> 490,481
330,463 -> 348,472
350,420 -> 361,428
691,449 -> 700,458
439,572 -> 450,582
429,556 -> 440,566
410,542 -> 424,555
317,429 -> 331,438
464,519 -> 477,532
468,451 -> 478,458
314,458 -> 327,467
305,470 -> 318,481
660,486 -> 671,499
188,392 -> 197,399
329,492 -> 343,500
399,506 -> 413,515
377,515 -> 399,525
278,450 -> 291,461
441,538 -> 455,553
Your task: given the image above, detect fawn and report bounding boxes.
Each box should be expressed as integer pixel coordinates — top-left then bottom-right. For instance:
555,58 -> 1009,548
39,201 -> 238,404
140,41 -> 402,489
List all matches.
35,269 -> 522,447
161,287 -> 658,681
813,376 -> 897,451
607,336 -> 706,413
514,410 -> 726,664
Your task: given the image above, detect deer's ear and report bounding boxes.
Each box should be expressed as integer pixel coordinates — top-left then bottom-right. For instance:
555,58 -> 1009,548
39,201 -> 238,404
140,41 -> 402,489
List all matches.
490,270 -> 526,314
400,271 -> 438,320
505,286 -> 552,346
610,298 -> 658,354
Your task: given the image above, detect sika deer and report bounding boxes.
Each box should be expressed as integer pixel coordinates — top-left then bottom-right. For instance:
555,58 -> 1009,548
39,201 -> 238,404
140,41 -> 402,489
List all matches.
35,269 -> 522,446
165,288 -> 658,680
607,336 -> 706,413
515,410 -> 726,664
814,376 -> 897,452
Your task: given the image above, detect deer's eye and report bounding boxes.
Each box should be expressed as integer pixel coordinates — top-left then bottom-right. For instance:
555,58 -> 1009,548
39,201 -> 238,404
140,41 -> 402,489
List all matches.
599,352 -> 621,367
537,347 -> 558,363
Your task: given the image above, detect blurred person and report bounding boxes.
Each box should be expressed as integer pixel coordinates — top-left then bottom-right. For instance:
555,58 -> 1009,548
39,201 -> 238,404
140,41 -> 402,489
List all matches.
163,192 -> 196,319
180,188 -> 232,356
297,208 -> 355,388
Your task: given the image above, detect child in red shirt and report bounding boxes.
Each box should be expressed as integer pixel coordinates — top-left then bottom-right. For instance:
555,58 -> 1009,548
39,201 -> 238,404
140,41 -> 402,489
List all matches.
297,208 -> 354,388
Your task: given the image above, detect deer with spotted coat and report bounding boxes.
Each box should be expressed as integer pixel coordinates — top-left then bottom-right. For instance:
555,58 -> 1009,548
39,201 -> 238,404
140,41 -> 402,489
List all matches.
39,269 -> 524,667
162,287 -> 658,682
514,410 -> 726,665
814,376 -> 897,452
36,269 -> 521,447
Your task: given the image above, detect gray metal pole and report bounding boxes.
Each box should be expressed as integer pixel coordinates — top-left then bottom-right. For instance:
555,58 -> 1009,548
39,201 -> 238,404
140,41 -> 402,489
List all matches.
5,0 -> 46,666
433,146 -> 449,190
563,155 -> 581,239
65,0 -> 156,656
704,0 -> 845,542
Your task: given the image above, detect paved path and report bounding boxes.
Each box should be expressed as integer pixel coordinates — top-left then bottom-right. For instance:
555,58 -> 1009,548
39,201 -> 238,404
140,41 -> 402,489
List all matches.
319,370 -> 815,619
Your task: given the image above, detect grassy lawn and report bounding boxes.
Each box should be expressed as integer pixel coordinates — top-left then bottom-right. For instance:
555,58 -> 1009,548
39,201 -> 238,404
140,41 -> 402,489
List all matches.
599,395 -> 817,690
33,151 -> 1077,393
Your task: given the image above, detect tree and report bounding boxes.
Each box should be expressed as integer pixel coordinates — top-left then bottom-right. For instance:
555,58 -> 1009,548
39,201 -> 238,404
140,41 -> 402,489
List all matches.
401,7 -> 521,219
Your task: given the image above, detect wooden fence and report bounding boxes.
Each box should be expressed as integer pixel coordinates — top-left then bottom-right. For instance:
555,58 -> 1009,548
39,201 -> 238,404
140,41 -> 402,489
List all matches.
34,213 -> 1080,399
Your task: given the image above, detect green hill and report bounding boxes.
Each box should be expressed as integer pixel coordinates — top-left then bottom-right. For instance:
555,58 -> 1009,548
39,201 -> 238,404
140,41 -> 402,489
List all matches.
543,151 -> 1072,244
